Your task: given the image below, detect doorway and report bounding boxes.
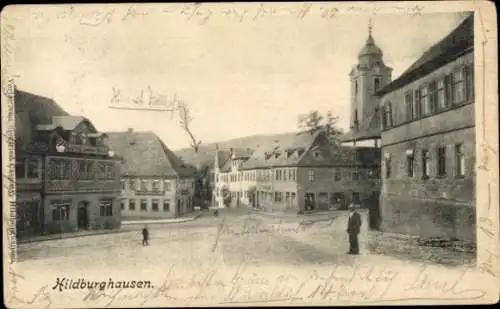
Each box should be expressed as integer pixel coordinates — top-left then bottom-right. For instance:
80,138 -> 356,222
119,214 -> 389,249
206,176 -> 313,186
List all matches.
367,192 -> 381,230
304,193 -> 316,211
177,199 -> 182,217
77,201 -> 89,229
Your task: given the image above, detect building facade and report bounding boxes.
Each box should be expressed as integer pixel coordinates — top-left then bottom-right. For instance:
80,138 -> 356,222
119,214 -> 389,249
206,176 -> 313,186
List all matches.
212,148 -> 233,208
376,14 -> 475,241
15,90 -> 122,238
107,129 -> 196,218
213,132 -> 380,213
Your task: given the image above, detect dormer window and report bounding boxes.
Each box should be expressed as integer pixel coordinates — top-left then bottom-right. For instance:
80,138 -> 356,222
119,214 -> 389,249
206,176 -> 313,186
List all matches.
81,133 -> 88,145
265,152 -> 272,160
313,150 -> 321,160
297,149 -> 305,157
72,133 -> 81,145
274,152 -> 280,159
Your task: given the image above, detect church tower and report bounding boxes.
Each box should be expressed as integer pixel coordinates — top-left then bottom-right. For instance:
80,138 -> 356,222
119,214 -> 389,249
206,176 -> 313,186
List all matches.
349,18 -> 392,131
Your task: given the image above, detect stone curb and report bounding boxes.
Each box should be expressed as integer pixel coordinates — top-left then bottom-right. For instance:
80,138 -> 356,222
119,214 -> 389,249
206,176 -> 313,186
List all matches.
121,214 -> 201,225
18,214 -> 203,244
17,229 -> 132,245
251,209 -> 349,218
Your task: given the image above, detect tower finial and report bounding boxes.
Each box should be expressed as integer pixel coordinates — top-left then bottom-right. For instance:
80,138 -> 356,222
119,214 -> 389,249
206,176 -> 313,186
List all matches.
368,16 -> 373,37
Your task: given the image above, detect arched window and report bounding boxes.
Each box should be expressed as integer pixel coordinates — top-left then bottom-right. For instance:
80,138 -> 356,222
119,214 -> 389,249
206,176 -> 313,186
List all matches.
374,77 -> 381,91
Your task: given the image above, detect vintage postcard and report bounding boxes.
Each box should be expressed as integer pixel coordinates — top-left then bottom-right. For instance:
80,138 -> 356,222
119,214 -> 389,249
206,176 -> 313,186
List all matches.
2,1 -> 499,307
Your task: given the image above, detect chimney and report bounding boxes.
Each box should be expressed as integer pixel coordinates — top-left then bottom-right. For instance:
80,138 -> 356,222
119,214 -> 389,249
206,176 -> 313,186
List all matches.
215,143 -> 219,150
274,139 -> 280,149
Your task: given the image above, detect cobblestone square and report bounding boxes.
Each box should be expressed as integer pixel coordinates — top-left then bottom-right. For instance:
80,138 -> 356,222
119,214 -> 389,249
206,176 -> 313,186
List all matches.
9,212 -> 487,307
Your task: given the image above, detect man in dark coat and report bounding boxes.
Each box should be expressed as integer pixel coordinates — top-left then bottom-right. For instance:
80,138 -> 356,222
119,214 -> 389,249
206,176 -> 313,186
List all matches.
346,204 -> 362,254
142,225 -> 149,246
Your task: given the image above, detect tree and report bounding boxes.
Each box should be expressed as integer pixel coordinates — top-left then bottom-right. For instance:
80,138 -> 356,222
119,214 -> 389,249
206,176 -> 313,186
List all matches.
298,110 -> 343,144
324,111 -> 344,144
298,110 -> 324,136
167,97 -> 202,153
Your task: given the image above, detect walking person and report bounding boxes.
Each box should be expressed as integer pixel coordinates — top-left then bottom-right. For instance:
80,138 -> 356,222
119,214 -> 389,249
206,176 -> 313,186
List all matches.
346,203 -> 361,255
142,225 -> 149,246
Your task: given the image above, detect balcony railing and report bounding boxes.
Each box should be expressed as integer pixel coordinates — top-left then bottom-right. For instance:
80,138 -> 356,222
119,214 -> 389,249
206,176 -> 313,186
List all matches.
46,179 -> 120,193
66,143 -> 109,155
134,189 -> 165,196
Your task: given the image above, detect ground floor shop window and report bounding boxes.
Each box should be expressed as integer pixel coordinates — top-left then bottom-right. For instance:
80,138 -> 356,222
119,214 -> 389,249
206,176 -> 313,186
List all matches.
51,201 -> 71,222
99,199 -> 113,216
16,201 -> 41,234
331,193 -> 346,210
317,192 -> 329,210
352,192 -> 360,204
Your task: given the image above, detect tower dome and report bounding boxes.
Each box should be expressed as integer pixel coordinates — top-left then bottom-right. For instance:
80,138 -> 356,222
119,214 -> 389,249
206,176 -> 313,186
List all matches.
358,18 -> 383,57
358,34 -> 383,57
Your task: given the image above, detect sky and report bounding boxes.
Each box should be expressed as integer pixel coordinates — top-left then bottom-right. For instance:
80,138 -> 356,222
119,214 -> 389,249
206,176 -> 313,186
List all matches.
5,3 -> 469,150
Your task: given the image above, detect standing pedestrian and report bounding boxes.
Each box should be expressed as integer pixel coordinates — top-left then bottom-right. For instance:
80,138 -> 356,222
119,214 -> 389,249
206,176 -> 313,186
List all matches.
346,203 -> 361,255
142,224 -> 149,246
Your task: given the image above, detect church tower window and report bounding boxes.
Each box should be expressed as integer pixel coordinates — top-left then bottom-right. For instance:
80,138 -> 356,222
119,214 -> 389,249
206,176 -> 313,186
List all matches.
374,77 -> 381,92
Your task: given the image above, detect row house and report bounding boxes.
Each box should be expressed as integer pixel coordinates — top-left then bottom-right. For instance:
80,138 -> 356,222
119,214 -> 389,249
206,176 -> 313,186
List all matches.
106,129 -> 196,218
375,14 -> 475,241
213,131 -> 380,213
15,90 -> 121,238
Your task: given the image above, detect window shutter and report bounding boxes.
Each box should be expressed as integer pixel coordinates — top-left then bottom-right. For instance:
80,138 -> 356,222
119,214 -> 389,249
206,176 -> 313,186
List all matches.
406,98 -> 412,121
448,73 -> 454,105
465,64 -> 474,101
432,82 -> 438,112
381,104 -> 386,129
470,64 -> 475,99
389,103 -> 393,127
414,89 -> 421,117
463,66 -> 470,101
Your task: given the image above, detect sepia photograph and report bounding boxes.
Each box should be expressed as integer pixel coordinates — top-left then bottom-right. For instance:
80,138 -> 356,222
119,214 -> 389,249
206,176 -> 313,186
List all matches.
2,2 -> 498,307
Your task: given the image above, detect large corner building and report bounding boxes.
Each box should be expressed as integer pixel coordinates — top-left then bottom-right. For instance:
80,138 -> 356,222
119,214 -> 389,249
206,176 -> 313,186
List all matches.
376,14 -> 475,241
342,14 -> 475,241
15,89 -> 122,238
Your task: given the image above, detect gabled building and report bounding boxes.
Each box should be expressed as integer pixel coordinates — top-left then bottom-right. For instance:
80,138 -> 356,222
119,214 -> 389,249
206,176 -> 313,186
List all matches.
15,89 -> 121,238
213,131 -> 380,214
375,14 -> 475,241
212,148 -> 232,208
106,129 -> 196,218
